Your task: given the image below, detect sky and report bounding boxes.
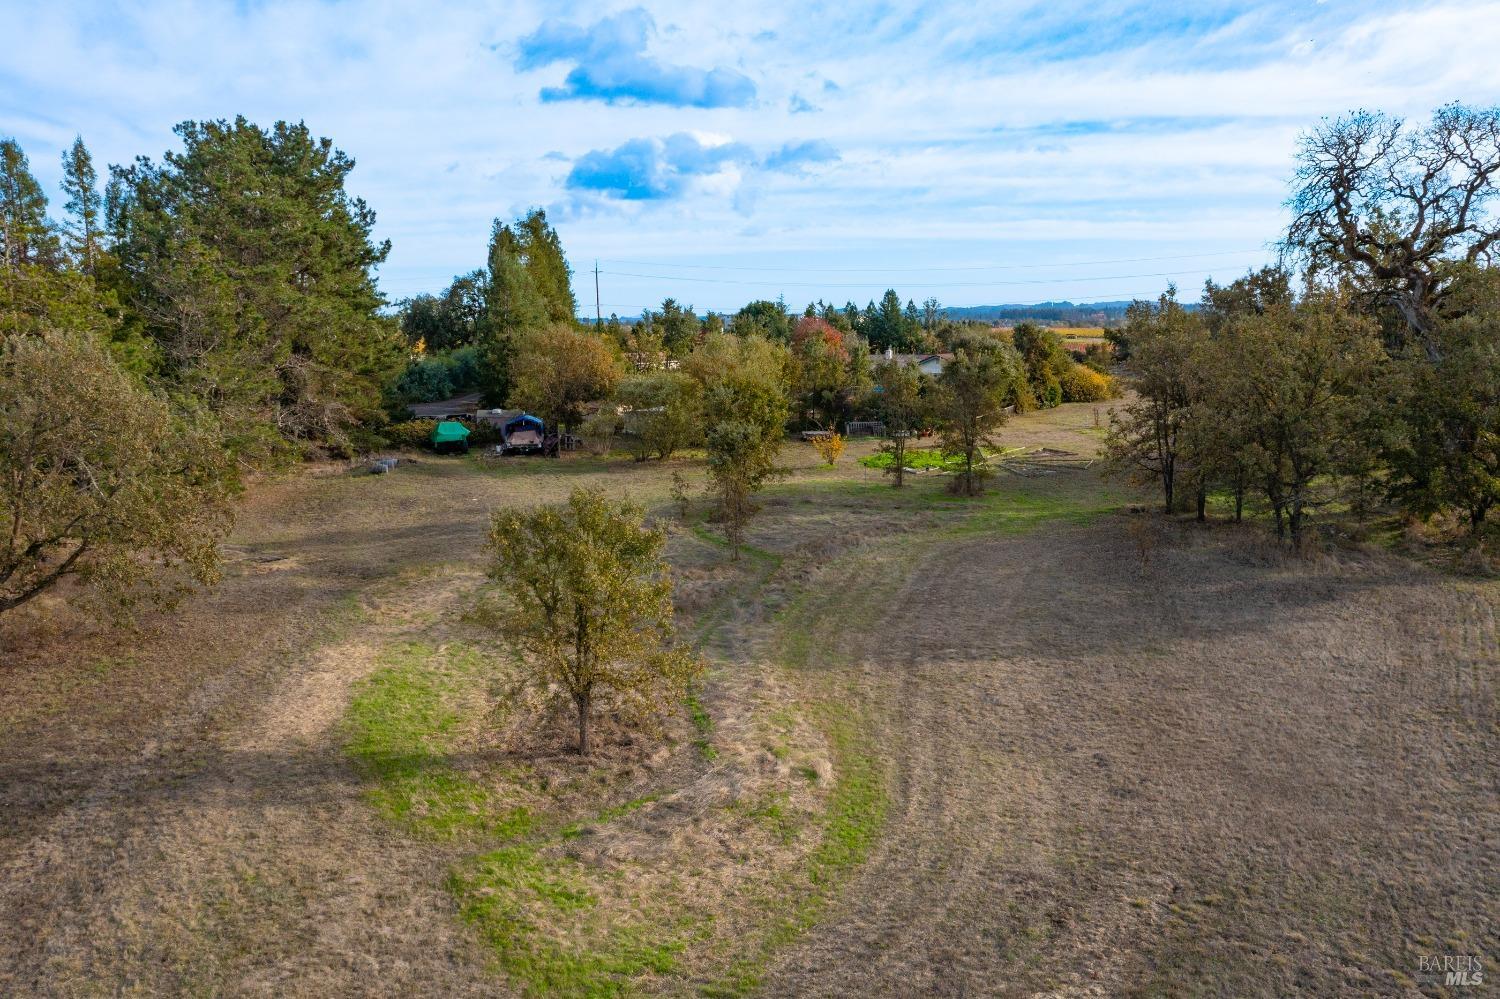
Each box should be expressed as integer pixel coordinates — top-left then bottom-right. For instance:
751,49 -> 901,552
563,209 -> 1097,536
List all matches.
4,0 -> 1500,315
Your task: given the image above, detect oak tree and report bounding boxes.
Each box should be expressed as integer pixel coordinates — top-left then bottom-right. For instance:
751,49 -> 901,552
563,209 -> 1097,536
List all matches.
1,326 -> 233,618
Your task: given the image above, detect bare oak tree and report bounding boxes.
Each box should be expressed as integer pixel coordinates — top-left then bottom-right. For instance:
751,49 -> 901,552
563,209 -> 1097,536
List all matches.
1286,104 -> 1500,358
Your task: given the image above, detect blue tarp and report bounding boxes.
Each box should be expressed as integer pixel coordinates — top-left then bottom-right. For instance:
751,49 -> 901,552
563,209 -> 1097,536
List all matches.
503,414 -> 544,434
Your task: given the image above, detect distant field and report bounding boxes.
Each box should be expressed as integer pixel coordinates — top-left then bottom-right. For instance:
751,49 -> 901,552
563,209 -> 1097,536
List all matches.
996,325 -> 1111,346
1,401 -> 1494,996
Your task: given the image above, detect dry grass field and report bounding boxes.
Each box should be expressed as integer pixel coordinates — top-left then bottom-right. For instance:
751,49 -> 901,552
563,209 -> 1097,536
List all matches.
1,402 -> 1495,997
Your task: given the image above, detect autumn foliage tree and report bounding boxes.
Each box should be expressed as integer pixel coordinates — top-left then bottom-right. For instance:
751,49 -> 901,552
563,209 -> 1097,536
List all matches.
509,325 -> 622,437
790,316 -> 871,431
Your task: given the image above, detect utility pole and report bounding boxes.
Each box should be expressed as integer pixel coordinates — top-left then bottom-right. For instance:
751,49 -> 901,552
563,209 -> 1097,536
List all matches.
593,260 -> 602,328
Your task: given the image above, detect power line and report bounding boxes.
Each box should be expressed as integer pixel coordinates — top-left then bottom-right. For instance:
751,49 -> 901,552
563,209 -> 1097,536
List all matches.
596,247 -> 1268,274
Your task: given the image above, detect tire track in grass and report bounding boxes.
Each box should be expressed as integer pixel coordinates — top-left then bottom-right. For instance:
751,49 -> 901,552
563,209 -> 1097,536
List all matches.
344,482 -> 1123,996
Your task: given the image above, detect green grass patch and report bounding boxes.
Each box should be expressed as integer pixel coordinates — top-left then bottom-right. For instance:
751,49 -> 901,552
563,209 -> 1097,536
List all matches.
345,642 -> 532,840
857,444 -> 1029,473
348,641 -> 695,995
685,686 -> 719,760
858,445 -> 959,472
448,845 -> 686,997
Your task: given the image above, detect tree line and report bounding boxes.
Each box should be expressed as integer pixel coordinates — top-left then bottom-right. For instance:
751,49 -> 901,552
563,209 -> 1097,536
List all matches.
1107,105 -> 1500,550
8,102 -> 1493,621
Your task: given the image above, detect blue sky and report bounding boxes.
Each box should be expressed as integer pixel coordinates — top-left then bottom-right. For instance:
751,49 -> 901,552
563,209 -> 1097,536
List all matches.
4,0 -> 1500,313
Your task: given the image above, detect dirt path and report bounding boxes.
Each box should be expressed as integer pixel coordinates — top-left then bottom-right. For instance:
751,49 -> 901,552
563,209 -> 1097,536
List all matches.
760,521 -> 1498,997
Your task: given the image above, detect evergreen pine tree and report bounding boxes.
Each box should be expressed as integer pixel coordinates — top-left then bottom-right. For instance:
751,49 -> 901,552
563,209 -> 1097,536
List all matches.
0,138 -> 59,275
60,137 -> 102,274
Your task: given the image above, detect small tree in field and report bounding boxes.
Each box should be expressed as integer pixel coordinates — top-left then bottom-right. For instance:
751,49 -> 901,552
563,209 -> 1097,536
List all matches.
1104,291 -> 1203,513
873,359 -> 926,487
811,431 -> 844,466
706,420 -> 763,558
689,333 -> 790,559
935,334 -> 1021,496
484,488 -> 699,754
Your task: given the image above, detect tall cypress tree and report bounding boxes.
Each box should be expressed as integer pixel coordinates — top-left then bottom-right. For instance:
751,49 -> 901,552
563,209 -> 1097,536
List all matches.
515,208 -> 577,325
480,220 -> 547,405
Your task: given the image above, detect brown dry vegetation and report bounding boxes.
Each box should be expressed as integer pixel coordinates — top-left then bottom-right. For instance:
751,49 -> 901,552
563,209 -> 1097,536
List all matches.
1,402 -> 1495,997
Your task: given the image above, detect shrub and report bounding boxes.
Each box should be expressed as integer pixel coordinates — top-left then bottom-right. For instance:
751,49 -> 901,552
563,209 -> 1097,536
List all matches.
391,346 -> 484,406
616,371 -> 703,461
386,419 -> 437,449
811,432 -> 845,466
580,409 -> 619,456
1060,363 -> 1117,402
1081,342 -> 1113,373
394,358 -> 454,403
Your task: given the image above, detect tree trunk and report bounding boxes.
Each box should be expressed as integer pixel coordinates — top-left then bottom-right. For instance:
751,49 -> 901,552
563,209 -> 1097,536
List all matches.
574,690 -> 591,754
1196,482 -> 1207,523
1162,467 -> 1174,516
1233,479 -> 1244,523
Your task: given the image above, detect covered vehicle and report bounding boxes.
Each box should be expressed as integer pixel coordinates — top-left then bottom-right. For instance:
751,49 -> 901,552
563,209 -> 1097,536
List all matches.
500,413 -> 545,455
430,419 -> 472,454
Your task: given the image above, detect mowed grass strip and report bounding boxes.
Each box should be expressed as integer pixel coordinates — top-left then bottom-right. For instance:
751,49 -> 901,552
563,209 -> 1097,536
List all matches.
447,844 -> 688,997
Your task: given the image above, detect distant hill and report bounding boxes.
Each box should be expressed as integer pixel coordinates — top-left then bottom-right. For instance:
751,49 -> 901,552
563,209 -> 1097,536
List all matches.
943,301 -> 1144,325
587,299 -> 1199,327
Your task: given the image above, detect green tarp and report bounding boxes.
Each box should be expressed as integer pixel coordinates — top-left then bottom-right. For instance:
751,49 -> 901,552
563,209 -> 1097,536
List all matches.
431,420 -> 471,444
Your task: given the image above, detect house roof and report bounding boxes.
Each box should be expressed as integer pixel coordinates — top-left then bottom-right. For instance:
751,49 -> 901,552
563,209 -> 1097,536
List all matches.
888,352 -> 952,367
